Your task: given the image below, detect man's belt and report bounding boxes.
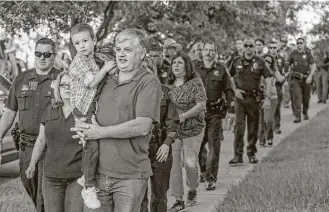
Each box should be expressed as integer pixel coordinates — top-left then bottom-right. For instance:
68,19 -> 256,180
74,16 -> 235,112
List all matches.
206,98 -> 228,117
20,133 -> 37,151
292,72 -> 308,80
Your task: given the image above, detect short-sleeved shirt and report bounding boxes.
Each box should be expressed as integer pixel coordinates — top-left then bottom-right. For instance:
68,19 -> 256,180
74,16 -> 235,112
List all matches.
5,68 -> 60,136
167,77 -> 207,139
195,61 -> 234,103
230,54 -> 272,91
96,67 -> 162,179
288,49 -> 315,74
69,54 -> 100,115
41,105 -> 83,178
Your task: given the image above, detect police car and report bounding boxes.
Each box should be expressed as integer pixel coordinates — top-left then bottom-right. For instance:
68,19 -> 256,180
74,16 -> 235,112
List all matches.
0,74 -> 19,165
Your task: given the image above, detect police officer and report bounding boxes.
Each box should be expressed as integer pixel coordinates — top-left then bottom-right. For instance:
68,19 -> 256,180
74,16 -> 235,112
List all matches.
0,38 -> 60,212
288,37 -> 316,123
278,35 -> 293,109
268,40 -> 289,134
196,40 -> 234,190
140,44 -> 179,212
229,38 -> 283,164
160,38 -> 183,84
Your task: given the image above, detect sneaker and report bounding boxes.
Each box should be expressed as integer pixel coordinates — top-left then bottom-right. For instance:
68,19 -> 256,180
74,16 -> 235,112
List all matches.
81,186 -> 101,209
199,172 -> 206,183
168,201 -> 185,212
77,175 -> 85,187
275,129 -> 281,134
206,181 -> 216,190
186,190 -> 197,207
267,140 -> 273,146
248,155 -> 259,164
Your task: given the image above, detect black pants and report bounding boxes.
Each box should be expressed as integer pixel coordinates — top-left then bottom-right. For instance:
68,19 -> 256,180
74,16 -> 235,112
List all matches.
290,78 -> 311,118
274,85 -> 283,131
234,96 -> 260,157
19,146 -> 45,212
198,114 -> 222,182
140,143 -> 172,212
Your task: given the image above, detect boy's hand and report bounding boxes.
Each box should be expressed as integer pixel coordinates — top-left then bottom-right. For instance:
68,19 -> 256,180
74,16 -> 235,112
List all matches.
103,60 -> 117,72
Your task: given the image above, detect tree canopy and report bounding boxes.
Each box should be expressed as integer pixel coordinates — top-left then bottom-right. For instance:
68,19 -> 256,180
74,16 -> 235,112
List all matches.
0,1 -> 304,52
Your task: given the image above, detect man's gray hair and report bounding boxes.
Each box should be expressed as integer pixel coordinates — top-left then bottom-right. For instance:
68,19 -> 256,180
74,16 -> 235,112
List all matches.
115,28 -> 148,49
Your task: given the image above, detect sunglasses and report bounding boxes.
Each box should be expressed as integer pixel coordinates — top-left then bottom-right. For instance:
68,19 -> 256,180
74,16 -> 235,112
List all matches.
297,42 -> 304,45
35,51 -> 56,58
59,83 -> 70,89
244,44 -> 254,48
269,47 -> 277,49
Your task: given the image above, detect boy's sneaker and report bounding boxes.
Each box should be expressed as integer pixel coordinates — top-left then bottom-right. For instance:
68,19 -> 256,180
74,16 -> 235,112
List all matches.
82,186 -> 101,209
77,175 -> 85,187
186,190 -> 197,207
168,201 -> 185,212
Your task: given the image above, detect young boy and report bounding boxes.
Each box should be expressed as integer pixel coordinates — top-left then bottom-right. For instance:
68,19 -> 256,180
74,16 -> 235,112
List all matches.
69,23 -> 116,209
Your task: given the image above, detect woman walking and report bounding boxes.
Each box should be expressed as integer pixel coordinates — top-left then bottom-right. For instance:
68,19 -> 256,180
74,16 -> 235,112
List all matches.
25,71 -> 84,212
167,52 -> 207,212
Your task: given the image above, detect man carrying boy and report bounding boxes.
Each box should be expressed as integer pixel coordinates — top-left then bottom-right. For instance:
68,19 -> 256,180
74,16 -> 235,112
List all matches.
69,23 -> 116,209
71,28 -> 162,212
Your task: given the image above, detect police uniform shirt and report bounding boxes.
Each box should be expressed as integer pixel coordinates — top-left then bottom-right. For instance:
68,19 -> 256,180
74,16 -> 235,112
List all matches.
195,61 -> 234,103
5,68 -> 60,136
289,49 -> 315,74
230,55 -> 272,91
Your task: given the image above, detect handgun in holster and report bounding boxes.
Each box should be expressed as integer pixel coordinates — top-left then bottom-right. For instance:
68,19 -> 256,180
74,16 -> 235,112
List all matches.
207,98 -> 229,118
11,122 -> 20,151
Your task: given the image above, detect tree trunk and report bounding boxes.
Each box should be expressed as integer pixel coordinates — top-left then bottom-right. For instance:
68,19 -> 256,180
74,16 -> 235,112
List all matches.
69,16 -> 78,59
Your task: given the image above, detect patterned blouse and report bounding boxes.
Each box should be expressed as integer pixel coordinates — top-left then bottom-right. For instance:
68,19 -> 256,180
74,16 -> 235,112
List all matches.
168,77 -> 207,139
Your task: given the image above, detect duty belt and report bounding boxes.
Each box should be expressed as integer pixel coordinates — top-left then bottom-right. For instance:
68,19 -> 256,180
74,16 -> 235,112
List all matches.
20,133 -> 37,151
292,72 -> 308,80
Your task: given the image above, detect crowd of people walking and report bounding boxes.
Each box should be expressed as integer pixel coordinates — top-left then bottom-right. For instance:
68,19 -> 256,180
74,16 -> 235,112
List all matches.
0,20 -> 325,212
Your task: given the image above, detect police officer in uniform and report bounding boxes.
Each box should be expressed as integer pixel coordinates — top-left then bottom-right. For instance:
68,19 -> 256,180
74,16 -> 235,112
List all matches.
268,40 -> 288,134
288,37 -> 316,123
0,38 -> 60,212
229,38 -> 283,164
140,44 -> 180,212
196,40 -> 234,190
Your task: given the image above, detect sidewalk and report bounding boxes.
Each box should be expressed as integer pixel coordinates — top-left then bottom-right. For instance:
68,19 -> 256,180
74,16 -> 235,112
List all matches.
165,95 -> 327,212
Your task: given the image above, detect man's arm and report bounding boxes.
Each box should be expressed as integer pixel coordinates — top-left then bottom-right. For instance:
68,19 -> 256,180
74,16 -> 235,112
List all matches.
0,108 -> 16,139
72,116 -> 154,140
308,63 -> 316,79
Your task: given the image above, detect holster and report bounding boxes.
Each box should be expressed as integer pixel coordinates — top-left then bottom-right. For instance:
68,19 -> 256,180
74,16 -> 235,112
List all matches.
19,132 -> 37,151
10,122 -> 20,151
242,89 -> 265,103
292,72 -> 308,80
207,98 -> 229,118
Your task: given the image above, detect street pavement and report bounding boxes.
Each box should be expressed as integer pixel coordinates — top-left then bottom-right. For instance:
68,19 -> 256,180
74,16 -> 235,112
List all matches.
166,95 -> 327,212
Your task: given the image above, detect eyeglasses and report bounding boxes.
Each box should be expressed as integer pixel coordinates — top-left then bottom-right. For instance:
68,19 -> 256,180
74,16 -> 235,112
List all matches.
244,44 -> 254,48
35,51 -> 56,58
59,83 -> 70,89
297,42 -> 304,45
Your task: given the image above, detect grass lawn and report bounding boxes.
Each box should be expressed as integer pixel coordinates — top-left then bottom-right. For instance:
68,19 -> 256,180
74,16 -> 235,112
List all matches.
214,107 -> 329,212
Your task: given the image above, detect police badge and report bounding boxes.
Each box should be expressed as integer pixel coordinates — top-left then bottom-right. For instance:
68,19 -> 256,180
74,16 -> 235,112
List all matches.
253,62 -> 258,70
214,71 -> 220,76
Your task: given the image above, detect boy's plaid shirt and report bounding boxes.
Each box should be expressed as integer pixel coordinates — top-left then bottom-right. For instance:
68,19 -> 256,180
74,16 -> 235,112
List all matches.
69,54 -> 99,115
